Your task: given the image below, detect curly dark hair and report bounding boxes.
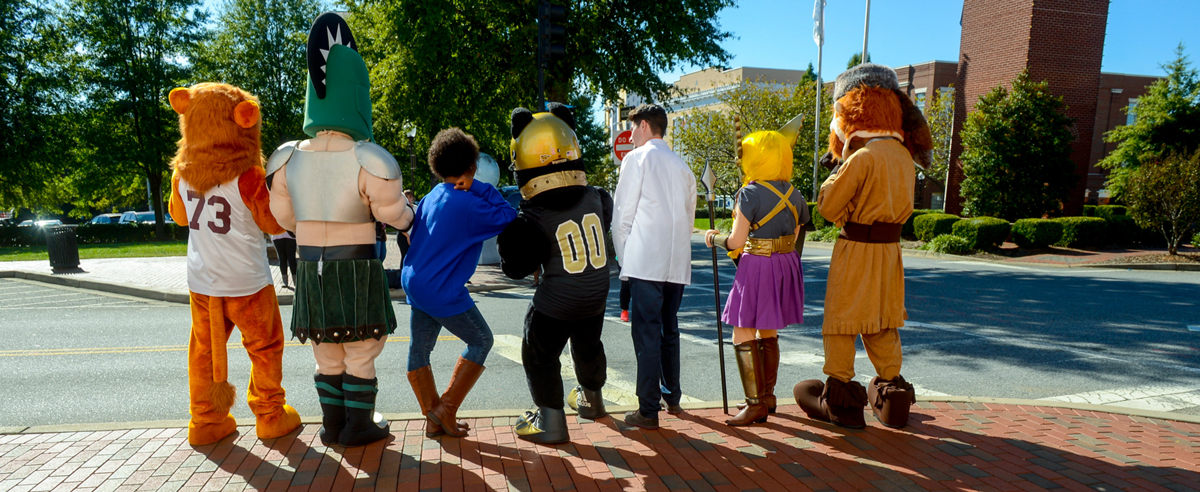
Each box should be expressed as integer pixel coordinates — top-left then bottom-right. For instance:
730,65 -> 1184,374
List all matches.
427,128 -> 479,179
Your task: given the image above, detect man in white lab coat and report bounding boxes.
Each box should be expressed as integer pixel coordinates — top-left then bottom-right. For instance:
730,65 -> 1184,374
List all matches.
611,104 -> 697,430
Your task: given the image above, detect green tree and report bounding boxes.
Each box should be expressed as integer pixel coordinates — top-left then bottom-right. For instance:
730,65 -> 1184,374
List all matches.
191,0 -> 324,151
0,1 -> 78,213
923,86 -> 954,186
671,78 -> 832,204
846,52 -> 870,69
959,71 -> 1076,220
1124,149 -> 1200,255
1099,44 -> 1200,197
66,0 -> 209,237
801,62 -> 816,84
343,0 -> 733,194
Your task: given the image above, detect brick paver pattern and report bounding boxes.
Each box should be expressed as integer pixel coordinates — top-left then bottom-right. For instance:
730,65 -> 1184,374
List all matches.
1,402 -> 1197,492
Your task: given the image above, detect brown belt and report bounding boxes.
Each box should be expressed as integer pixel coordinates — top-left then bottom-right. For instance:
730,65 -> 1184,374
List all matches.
743,235 -> 796,256
839,221 -> 903,244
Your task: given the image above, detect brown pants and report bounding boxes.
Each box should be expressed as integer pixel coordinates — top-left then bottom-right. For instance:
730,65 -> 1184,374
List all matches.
822,329 -> 902,383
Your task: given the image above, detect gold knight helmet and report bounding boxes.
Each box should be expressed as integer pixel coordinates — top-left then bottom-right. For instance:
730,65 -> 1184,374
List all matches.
510,103 -> 587,200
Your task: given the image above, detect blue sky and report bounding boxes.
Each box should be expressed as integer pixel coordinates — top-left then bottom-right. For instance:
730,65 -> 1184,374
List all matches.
660,0 -> 1200,84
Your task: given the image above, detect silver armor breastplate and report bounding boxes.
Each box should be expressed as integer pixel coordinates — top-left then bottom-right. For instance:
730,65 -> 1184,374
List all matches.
267,141 -> 401,224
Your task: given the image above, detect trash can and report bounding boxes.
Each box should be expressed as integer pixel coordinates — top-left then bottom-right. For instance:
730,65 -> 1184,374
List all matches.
46,225 -> 80,272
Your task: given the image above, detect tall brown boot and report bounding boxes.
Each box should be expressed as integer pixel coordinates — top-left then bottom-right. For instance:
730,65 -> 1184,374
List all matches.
407,366 -> 467,438
726,341 -> 769,426
868,375 -> 916,429
737,337 -> 780,413
793,377 -> 868,429
428,357 -> 484,438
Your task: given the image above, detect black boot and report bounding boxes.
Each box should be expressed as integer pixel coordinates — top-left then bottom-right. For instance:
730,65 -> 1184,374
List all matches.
515,406 -> 569,444
339,374 -> 390,447
314,373 -> 345,446
568,385 -> 608,420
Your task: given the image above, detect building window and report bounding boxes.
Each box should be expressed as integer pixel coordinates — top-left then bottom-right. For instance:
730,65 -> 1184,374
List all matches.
914,88 -> 927,113
1126,99 -> 1138,126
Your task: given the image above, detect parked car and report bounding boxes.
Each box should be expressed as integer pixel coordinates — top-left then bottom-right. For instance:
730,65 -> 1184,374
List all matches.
17,219 -> 63,227
118,211 -> 157,225
89,213 -> 122,225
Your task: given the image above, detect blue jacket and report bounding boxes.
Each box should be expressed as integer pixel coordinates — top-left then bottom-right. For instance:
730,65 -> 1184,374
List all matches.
401,180 -> 516,317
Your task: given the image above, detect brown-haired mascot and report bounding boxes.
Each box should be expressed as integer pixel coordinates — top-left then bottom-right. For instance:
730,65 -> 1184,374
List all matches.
793,64 -> 933,429
168,82 -> 302,445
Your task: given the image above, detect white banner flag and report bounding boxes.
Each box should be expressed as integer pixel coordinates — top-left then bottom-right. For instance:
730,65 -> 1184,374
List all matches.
813,0 -> 826,46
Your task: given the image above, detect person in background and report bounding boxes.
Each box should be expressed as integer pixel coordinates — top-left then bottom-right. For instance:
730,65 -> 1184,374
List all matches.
374,222 -> 388,263
270,231 -> 297,290
618,279 -> 631,322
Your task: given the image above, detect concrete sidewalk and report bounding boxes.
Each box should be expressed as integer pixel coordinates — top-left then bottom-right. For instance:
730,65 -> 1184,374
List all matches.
0,237 -> 528,305
1,398 -> 1197,492
804,241 -> 1200,271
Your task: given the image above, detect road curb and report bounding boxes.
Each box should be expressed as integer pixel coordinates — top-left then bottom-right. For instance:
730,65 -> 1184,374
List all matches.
801,241 -> 1200,271
6,395 -> 1197,435
0,269 -> 521,305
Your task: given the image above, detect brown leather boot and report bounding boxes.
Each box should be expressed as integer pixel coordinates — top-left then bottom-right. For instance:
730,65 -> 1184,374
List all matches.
737,337 -> 779,413
407,366 -> 466,438
868,375 -> 916,429
793,377 -> 868,429
428,357 -> 484,438
726,341 -> 769,426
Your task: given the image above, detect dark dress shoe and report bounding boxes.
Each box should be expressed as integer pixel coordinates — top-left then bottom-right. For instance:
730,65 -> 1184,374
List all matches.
623,411 -> 659,430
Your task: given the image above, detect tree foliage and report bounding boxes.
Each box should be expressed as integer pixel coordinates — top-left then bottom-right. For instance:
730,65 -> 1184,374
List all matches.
923,86 -> 954,186
64,0 -> 208,237
1099,44 -> 1200,198
670,78 -> 832,204
1124,149 -> 1200,255
959,71 -> 1076,221
846,52 -> 870,69
191,0 -> 324,151
0,1 -> 77,212
343,0 -> 732,194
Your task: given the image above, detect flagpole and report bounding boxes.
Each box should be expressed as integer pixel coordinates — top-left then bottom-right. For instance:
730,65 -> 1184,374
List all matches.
813,0 -> 825,200
862,0 -> 871,63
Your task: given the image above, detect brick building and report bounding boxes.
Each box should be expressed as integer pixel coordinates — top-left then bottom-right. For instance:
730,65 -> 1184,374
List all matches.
947,0 -> 1110,215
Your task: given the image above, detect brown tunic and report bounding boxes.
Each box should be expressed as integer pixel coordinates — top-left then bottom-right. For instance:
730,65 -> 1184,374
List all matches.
817,138 -> 915,335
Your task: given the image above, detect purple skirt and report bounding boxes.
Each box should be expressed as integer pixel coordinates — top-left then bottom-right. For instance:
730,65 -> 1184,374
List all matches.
721,251 -> 804,330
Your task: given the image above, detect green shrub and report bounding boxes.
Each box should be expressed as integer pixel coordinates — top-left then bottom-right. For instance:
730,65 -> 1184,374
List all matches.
695,208 -> 733,220
913,213 -> 961,242
1082,205 -> 1097,217
1193,231 -> 1200,247
1053,217 -> 1107,247
806,225 -> 840,243
1011,219 -> 1063,248
1095,205 -> 1127,219
807,202 -> 828,229
922,234 -> 973,255
903,209 -> 940,238
1104,215 -> 1141,246
951,216 -> 1011,249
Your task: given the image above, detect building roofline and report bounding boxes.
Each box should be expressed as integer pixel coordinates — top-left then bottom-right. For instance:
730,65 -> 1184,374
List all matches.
1099,71 -> 1161,79
892,60 -> 959,69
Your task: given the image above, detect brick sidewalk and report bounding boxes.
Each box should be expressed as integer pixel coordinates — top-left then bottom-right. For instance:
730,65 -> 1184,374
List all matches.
2,402 -> 1197,492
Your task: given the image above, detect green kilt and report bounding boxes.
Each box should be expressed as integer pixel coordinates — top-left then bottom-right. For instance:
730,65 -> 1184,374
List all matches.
292,258 -> 397,344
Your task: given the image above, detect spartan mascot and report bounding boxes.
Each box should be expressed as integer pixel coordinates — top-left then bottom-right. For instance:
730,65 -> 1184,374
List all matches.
793,63 -> 933,429
498,103 -> 613,444
266,13 -> 413,447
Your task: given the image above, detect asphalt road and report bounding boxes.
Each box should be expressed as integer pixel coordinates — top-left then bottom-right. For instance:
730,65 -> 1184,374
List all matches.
2,238 -> 1199,429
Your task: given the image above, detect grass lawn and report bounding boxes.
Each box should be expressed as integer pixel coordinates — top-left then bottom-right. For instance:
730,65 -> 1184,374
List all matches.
0,241 -> 188,262
694,218 -> 733,232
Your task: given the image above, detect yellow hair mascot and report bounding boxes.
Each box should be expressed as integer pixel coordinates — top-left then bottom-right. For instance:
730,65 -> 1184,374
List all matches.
168,83 -> 302,445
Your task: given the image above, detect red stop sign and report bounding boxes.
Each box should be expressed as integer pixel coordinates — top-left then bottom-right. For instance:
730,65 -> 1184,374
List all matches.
613,130 -> 634,162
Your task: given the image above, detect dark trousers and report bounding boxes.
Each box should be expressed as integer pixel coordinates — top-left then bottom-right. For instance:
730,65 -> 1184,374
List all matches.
629,278 -> 685,417
522,305 -> 607,409
272,238 -> 297,281
619,279 -> 631,311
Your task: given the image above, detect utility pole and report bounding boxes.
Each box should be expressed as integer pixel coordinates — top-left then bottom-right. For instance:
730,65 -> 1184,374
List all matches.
537,0 -> 566,110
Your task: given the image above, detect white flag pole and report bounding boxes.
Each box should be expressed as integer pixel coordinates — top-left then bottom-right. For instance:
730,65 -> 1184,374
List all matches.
813,0 -> 825,200
862,0 -> 871,64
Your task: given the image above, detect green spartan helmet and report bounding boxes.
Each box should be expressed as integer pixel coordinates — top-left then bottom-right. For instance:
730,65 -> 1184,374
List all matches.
303,12 -> 373,142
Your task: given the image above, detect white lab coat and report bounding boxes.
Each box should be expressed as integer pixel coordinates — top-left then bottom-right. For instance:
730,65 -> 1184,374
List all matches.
611,139 -> 697,285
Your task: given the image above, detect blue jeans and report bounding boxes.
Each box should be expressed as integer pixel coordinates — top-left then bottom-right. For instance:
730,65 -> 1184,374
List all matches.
407,305 -> 493,371
629,278 -> 685,418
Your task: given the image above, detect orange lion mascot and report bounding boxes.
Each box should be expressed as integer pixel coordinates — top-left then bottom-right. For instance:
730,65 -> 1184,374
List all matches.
168,83 -> 302,446
793,64 -> 933,430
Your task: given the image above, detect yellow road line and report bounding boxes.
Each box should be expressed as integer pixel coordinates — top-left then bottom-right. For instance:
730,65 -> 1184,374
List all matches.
0,336 -> 460,357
